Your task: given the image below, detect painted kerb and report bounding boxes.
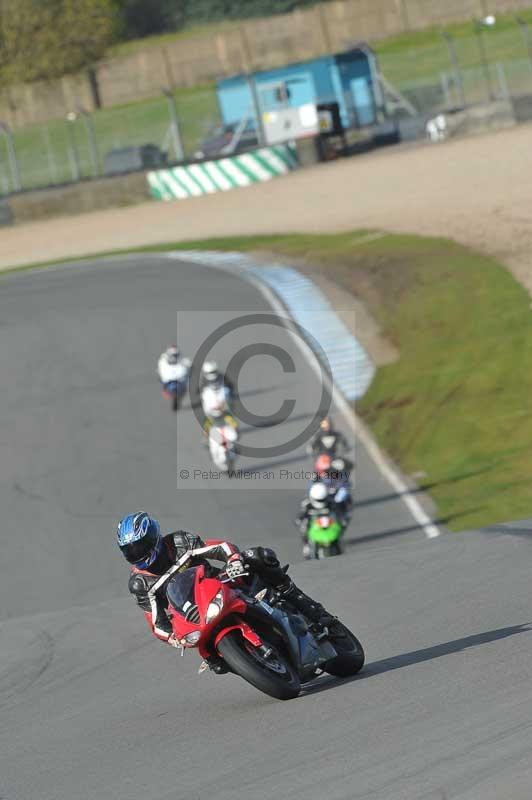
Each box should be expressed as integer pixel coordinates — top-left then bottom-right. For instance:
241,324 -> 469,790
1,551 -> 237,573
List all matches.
147,144 -> 298,201
168,250 -> 375,401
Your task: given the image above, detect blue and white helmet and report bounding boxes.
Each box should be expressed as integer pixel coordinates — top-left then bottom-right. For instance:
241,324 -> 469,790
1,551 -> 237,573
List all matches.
117,512 -> 162,569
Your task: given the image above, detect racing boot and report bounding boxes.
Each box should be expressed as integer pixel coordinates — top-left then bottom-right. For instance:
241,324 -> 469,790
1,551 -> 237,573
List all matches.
243,546 -> 335,629
279,581 -> 335,629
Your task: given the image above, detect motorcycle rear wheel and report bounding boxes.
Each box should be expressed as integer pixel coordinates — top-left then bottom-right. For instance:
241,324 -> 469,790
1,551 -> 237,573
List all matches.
323,622 -> 365,677
217,630 -> 300,700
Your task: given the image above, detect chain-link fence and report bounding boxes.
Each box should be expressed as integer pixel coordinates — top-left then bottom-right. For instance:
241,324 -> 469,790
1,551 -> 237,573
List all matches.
378,19 -> 532,115
0,85 -> 221,194
3,18 -> 532,195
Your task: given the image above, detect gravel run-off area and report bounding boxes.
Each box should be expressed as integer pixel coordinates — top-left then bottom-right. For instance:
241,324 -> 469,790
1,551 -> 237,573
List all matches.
2,124 -> 532,298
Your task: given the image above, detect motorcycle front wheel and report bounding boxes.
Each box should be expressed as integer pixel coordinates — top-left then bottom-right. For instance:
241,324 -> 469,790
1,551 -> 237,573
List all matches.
323,622 -> 365,677
217,630 -> 300,700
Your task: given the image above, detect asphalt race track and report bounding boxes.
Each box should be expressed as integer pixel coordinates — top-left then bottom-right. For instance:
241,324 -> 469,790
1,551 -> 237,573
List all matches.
1,256 -> 532,800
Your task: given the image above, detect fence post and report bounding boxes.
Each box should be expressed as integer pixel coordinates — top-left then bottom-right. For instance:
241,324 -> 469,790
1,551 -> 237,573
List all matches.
163,90 -> 185,163
0,124 -> 21,192
79,109 -> 101,176
440,72 -> 452,107
496,63 -> 509,100
439,29 -> 466,107
239,26 -> 253,72
247,75 -> 266,147
42,127 -> 59,184
474,21 -> 495,102
66,113 -> 81,181
87,67 -> 102,110
397,0 -> 410,32
516,17 -> 532,77
161,47 -> 176,90
315,4 -> 333,53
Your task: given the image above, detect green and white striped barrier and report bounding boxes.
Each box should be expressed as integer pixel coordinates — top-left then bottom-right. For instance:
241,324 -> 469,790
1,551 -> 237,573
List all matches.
147,144 -> 298,201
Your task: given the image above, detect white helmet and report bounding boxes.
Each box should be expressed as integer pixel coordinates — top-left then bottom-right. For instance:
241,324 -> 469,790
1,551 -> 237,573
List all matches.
165,346 -> 180,365
202,360 -> 219,382
309,482 -> 329,509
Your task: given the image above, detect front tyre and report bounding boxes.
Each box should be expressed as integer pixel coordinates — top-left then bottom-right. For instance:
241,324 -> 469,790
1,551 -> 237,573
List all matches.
324,622 -> 365,677
217,630 -> 300,700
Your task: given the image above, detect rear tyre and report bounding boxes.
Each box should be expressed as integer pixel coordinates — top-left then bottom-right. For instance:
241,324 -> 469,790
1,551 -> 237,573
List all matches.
324,622 -> 365,677
330,541 -> 343,557
226,453 -> 237,476
217,630 -> 300,700
172,392 -> 180,412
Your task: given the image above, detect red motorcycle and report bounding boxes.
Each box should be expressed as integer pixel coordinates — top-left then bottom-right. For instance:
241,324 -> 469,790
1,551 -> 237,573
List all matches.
161,552 -> 364,701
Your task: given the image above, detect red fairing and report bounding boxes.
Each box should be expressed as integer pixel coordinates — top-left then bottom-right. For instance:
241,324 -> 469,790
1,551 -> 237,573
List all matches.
166,565 -> 256,661
214,623 -> 262,649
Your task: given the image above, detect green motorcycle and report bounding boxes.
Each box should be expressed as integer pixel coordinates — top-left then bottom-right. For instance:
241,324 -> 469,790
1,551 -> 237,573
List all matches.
305,513 -> 344,560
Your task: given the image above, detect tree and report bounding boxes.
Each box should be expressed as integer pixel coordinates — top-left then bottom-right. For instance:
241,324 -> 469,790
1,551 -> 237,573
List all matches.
117,0 -> 185,40
184,0 -> 328,23
0,0 -> 118,84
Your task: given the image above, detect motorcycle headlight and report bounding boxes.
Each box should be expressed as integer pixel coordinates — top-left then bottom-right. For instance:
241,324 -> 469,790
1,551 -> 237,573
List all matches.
206,590 -> 224,623
183,631 -> 201,645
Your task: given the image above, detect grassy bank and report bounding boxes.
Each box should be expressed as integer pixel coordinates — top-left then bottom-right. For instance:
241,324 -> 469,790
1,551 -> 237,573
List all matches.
161,232 -> 532,532
5,230 -> 532,531
113,8 -> 532,72
112,7 -> 532,93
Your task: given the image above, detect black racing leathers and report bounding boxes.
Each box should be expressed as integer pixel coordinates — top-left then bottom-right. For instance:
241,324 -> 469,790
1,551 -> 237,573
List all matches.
308,430 -> 349,458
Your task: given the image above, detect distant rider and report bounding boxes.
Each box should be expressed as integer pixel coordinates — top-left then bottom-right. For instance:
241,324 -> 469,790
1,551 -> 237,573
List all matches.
157,346 -> 191,392
307,416 -> 350,458
312,454 -> 353,520
199,361 -> 236,399
296,482 -> 348,558
117,512 -> 335,673
199,361 -> 237,437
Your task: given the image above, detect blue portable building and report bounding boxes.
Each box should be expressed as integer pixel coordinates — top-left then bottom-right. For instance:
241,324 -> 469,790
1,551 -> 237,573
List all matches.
216,47 -> 382,133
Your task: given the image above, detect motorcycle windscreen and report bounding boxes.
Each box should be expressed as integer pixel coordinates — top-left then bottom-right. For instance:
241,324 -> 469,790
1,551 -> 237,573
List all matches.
308,520 -> 342,545
167,567 -> 199,615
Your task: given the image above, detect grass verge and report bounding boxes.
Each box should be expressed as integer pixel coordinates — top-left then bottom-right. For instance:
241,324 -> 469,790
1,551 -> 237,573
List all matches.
7,84 -> 219,192
4,230 -> 532,532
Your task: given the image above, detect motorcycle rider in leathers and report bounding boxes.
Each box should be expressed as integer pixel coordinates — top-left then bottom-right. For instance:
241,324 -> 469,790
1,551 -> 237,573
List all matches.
307,417 -> 350,459
157,346 -> 191,391
198,361 -> 237,439
117,512 -> 335,673
296,482 -> 348,558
